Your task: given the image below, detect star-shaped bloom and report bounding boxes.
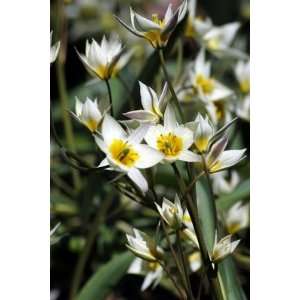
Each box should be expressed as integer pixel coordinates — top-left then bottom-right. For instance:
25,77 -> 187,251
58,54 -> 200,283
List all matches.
234,60 -> 250,121
123,81 -> 168,124
225,201 -> 249,234
77,34 -> 132,80
202,135 -> 246,173
50,31 -> 60,64
210,232 -> 240,263
155,194 -> 183,229
190,49 -> 233,103
126,228 -> 164,262
202,22 -> 248,59
115,0 -> 187,48
128,258 -> 163,291
95,115 -> 163,192
70,97 -> 107,133
145,104 -> 201,163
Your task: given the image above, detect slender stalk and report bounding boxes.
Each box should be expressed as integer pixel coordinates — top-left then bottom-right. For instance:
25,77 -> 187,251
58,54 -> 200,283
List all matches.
117,74 -> 134,109
171,164 -> 224,300
105,79 -> 114,117
159,261 -> 187,300
176,230 -> 195,300
158,49 -> 185,122
160,219 -> 189,294
69,198 -> 112,300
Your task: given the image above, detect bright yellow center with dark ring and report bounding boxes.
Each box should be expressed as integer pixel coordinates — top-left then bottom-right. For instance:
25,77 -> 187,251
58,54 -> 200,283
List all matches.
157,133 -> 183,157
109,139 -> 139,167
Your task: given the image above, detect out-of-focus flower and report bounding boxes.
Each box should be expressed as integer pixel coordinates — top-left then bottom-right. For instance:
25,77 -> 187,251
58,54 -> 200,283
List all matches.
155,194 -> 183,229
202,22 -> 248,59
203,136 -> 246,173
182,210 -> 199,248
115,0 -> 187,48
188,251 -> 202,272
50,223 -> 61,246
77,35 -> 132,80
95,115 -> 163,192
211,232 -> 240,263
70,97 -> 106,133
234,60 -> 250,121
128,258 -> 163,291
145,104 -> 200,163
225,201 -> 250,234
190,49 -> 233,103
50,31 -> 60,64
212,170 -> 240,195
126,228 -> 164,262
185,0 -> 213,38
123,81 -> 168,124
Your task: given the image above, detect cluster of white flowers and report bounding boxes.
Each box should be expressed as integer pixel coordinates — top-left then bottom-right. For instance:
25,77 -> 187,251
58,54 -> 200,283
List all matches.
51,0 -> 249,295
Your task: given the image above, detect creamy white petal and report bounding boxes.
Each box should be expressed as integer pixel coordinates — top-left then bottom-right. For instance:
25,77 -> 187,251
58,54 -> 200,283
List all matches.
127,168 -> 148,192
133,11 -> 161,31
75,97 -> 83,116
206,136 -> 229,167
98,158 -> 109,168
144,124 -> 165,149
127,124 -> 151,144
101,115 -> 127,145
164,104 -> 177,131
123,110 -> 159,123
134,144 -> 163,168
173,126 -> 194,149
128,258 -> 143,274
213,149 -> 246,171
94,136 -> 108,153
139,81 -> 159,112
178,150 -> 201,162
163,4 -> 173,24
158,82 -> 169,111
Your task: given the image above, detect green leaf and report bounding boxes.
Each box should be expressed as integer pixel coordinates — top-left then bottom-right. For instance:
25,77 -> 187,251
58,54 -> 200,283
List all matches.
76,251 -> 134,300
218,258 -> 247,300
216,179 -> 250,211
196,181 -> 215,252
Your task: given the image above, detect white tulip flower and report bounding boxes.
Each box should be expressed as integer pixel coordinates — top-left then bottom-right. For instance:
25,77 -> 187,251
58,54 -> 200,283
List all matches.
188,251 -> 202,272
116,0 -> 187,48
190,49 -> 233,103
70,97 -> 106,133
50,31 -> 60,64
128,258 -> 163,291
211,171 -> 240,195
204,136 -> 246,173
182,210 -> 199,248
77,35 -> 132,80
234,60 -> 250,121
225,201 -> 249,234
126,228 -> 164,262
95,115 -> 163,192
123,81 -> 168,124
211,232 -> 240,263
202,22 -> 248,59
155,194 -> 183,229
185,0 -> 213,38
145,105 -> 201,163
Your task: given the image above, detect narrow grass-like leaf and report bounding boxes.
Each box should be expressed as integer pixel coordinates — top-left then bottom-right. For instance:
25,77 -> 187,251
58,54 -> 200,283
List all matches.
76,252 -> 134,300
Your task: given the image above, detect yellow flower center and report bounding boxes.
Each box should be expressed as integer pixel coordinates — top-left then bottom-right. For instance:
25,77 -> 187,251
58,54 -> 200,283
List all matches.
156,133 -> 183,157
214,101 -> 225,121
151,14 -> 165,27
195,137 -> 209,153
147,261 -> 160,271
195,74 -> 215,94
207,37 -> 220,50
169,207 -> 178,215
185,17 -> 196,38
183,213 -> 191,223
95,64 -> 110,80
109,139 -> 139,168
84,118 -> 99,132
239,79 -> 250,94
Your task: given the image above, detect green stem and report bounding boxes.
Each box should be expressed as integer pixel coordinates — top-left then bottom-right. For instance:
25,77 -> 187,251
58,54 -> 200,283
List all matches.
56,53 -> 81,190
159,261 -> 187,300
160,220 -> 189,295
158,49 -> 185,122
105,79 -> 114,117
171,164 -> 224,300
176,230 -> 195,300
69,198 -> 111,300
